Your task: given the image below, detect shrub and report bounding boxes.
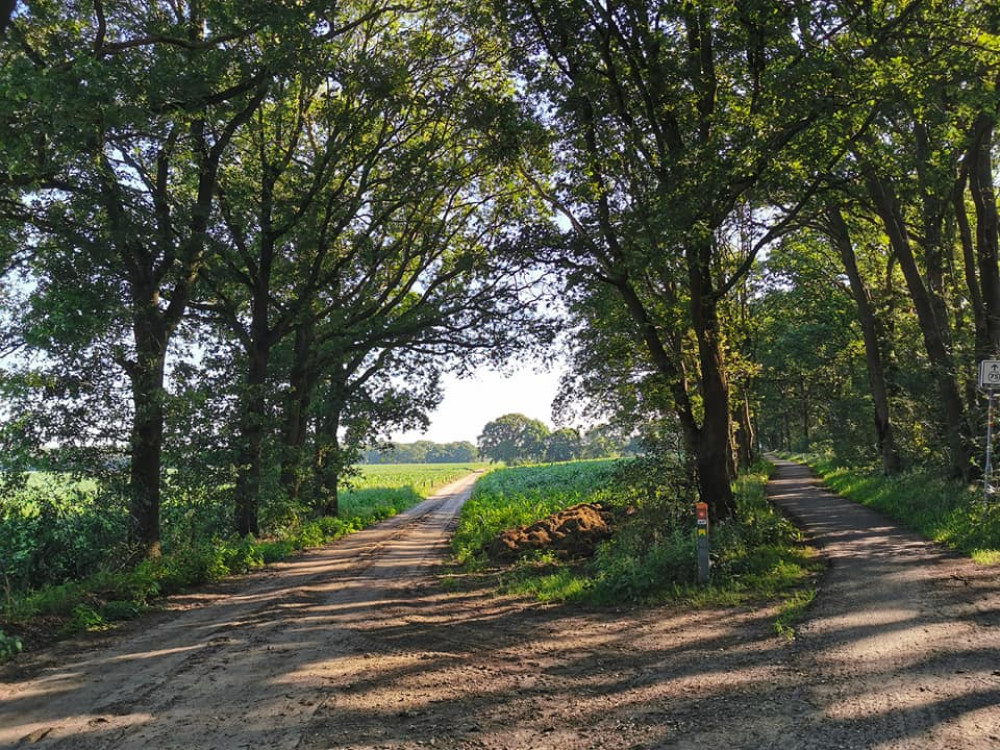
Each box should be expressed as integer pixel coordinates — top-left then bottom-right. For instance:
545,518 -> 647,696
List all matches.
0,628 -> 22,662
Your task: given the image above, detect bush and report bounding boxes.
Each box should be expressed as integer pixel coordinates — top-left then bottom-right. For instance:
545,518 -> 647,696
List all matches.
0,628 -> 22,662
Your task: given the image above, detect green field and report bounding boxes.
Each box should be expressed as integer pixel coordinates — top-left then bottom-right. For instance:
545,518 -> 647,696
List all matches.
337,462 -> 489,527
452,460 -> 617,566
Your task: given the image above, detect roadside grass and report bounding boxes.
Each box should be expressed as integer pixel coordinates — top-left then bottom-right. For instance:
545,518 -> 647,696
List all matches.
451,459 -> 821,632
793,454 -> 1000,565
1,464 -> 478,657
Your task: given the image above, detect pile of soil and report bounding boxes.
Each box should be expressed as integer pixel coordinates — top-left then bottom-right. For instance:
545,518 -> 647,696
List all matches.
487,502 -> 615,562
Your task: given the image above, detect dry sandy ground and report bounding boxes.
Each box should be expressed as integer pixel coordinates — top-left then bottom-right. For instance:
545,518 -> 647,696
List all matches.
1,461 -> 999,749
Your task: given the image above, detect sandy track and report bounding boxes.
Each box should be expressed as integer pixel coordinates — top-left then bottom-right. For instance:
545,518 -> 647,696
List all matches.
2,461 -> 999,750
0,472 -> 478,749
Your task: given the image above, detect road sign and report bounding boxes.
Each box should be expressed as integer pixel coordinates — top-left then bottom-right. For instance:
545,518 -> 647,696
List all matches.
980,360 -> 1000,389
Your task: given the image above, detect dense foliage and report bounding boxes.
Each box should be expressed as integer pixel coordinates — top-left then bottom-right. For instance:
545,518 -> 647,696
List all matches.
1,0 -> 999,650
363,441 -> 480,464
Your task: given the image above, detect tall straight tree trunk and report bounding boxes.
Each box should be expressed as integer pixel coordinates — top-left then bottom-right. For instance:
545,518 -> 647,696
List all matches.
863,163 -> 973,479
313,402 -> 342,518
954,167 -> 989,364
233,230 -> 275,536
733,388 -> 755,470
234,339 -> 270,537
827,207 -> 902,474
968,110 -> 1000,355
128,297 -> 168,559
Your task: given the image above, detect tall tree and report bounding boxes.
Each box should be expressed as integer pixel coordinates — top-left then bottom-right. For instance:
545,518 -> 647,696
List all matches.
497,0 -> 865,520
0,1 -> 402,555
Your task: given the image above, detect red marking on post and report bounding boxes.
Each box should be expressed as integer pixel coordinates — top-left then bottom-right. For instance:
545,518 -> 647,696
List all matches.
696,502 -> 709,523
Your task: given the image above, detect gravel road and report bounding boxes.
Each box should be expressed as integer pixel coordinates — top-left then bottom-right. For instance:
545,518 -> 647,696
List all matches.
1,461 -> 998,750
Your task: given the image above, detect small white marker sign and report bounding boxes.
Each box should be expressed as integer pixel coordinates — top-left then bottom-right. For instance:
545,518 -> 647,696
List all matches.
980,360 -> 1000,389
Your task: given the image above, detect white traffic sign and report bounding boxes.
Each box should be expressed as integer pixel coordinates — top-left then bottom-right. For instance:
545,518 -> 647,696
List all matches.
980,360 -> 1000,389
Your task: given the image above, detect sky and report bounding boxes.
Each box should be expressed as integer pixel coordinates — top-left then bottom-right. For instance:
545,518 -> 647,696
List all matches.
390,363 -> 565,445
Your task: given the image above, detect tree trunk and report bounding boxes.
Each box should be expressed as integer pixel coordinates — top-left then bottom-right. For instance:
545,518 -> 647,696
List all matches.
313,403 -> 342,518
733,388 -> 755,470
688,239 -> 736,522
863,163 -> 973,479
234,339 -> 269,537
968,111 -> 1000,356
280,321 -> 316,502
128,298 -> 168,559
827,207 -> 902,474
954,167 -> 989,364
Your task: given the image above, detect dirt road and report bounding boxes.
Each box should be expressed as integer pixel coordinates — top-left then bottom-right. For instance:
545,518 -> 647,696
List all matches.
2,462 -> 999,749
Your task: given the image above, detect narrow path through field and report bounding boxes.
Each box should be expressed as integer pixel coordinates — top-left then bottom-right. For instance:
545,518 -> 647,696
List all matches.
1,461 -> 998,750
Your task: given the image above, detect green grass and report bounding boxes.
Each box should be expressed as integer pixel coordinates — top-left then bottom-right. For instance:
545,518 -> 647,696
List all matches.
800,456 -> 1000,563
451,460 -> 617,567
351,463 -> 489,496
451,459 -> 821,619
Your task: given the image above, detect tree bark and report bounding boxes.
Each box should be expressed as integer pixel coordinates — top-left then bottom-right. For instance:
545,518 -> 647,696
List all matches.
128,297 -> 168,559
279,320 -> 317,502
733,388 -> 755,470
863,163 -> 973,479
313,396 -> 343,518
688,237 -> 737,522
234,339 -> 269,537
827,207 -> 902,474
968,111 -> 1000,356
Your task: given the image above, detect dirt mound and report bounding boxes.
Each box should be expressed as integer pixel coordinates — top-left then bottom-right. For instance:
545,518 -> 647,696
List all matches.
487,503 -> 614,562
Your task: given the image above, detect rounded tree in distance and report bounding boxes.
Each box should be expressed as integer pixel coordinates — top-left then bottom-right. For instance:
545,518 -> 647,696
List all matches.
478,414 -> 551,465
546,427 -> 582,463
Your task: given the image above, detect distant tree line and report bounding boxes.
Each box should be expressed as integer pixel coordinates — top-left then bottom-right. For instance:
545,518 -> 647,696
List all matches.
362,441 -> 478,464
476,413 -> 633,465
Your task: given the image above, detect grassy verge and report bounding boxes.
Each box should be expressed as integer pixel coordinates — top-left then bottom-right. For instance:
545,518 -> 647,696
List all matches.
1,466 -> 477,658
449,459 -> 821,632
794,455 -> 1000,565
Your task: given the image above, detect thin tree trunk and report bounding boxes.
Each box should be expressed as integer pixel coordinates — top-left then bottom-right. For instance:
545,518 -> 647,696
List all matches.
827,207 -> 902,474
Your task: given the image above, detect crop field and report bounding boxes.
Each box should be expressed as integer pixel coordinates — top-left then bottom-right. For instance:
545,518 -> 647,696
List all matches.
339,462 -> 490,522
451,460 -> 617,566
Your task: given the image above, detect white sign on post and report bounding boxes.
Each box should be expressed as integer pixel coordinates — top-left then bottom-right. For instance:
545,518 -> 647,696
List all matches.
980,360 -> 1000,389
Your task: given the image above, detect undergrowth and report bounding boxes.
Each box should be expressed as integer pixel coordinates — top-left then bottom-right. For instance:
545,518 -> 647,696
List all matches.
1,468 -> 468,659
452,457 -> 821,622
